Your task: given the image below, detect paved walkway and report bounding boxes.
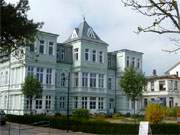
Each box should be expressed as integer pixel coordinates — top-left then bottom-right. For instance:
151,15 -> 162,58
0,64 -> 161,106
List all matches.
0,123 -> 95,135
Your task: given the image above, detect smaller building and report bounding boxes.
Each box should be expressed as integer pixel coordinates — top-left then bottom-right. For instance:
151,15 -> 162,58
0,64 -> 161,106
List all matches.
165,61 -> 180,77
142,74 -> 180,108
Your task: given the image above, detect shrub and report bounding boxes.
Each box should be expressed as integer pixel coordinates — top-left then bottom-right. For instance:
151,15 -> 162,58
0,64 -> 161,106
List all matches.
145,104 -> 165,124
112,112 -> 123,118
6,114 -> 179,134
165,107 -> 180,117
72,109 -> 89,120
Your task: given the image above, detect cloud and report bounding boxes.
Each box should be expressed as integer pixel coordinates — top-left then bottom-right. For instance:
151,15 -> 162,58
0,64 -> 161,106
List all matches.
5,0 -> 180,75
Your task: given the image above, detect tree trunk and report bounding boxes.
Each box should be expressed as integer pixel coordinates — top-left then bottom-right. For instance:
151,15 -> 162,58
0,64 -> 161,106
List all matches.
133,100 -> 136,124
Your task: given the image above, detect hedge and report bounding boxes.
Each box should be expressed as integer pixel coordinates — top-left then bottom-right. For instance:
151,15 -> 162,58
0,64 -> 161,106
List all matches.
7,115 -> 180,135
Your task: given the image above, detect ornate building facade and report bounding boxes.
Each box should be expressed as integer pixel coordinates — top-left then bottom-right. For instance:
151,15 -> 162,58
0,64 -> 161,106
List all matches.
0,20 -> 143,115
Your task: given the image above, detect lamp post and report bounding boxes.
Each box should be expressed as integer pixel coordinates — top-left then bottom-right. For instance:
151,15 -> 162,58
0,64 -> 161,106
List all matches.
66,72 -> 70,133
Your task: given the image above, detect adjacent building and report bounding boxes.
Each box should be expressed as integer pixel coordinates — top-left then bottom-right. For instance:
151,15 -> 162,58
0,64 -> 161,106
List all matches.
142,62 -> 180,108
0,20 -> 143,115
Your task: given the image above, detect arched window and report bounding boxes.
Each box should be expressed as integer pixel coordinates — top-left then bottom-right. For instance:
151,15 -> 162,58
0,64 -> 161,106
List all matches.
61,73 -> 66,87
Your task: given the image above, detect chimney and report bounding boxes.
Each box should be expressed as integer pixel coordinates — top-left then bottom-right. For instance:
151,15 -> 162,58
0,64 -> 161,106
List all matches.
153,69 -> 157,76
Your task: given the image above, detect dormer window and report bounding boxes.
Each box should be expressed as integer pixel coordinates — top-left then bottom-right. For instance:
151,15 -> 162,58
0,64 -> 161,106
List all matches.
71,30 -> 78,39
87,28 -> 96,39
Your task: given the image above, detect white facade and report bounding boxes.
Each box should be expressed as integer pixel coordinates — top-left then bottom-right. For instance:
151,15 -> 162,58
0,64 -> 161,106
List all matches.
166,62 -> 180,77
142,64 -> 180,108
0,21 -> 143,115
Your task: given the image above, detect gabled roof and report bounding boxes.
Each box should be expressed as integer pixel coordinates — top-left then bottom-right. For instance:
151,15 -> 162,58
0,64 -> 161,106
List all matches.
165,61 -> 180,74
64,20 -> 108,45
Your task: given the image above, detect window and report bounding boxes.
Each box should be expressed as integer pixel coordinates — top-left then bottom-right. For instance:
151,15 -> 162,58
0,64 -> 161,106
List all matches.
61,48 -> 65,61
28,66 -> 34,76
5,71 -> 8,84
160,97 -> 166,106
26,99 -> 32,110
45,96 -> 51,110
29,44 -> 35,52
92,50 -> 96,62
35,96 -> 42,109
90,73 -> 96,88
131,57 -> 135,68
82,73 -> 88,87
90,97 -> 96,109
98,97 -> 104,110
87,28 -> 96,38
60,97 -> 65,109
85,49 -> 89,61
137,58 -> 140,69
61,73 -> 66,87
169,97 -> 174,108
49,42 -> 53,55
109,98 -> 114,109
46,68 -> 52,84
74,48 -> 79,61
176,71 -> 179,76
159,81 -> 166,91
99,74 -> 104,88
108,78 -> 112,89
74,97 -> 78,108
99,51 -> 103,63
174,81 -> 178,90
150,81 -> 154,91
126,56 -> 129,67
144,98 -> 148,107
74,72 -> 79,87
39,40 -> 44,54
82,97 -> 87,109
36,67 -> 43,83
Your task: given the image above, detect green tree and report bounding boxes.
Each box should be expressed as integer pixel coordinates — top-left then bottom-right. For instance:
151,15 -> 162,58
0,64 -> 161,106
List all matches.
0,0 -> 43,56
119,67 -> 146,116
21,75 -> 42,113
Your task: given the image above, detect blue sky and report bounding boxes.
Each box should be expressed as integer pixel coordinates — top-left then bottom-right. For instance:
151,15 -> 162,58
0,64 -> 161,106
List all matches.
7,0 -> 180,75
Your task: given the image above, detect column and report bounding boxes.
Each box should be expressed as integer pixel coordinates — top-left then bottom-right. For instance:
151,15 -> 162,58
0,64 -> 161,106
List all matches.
87,97 -> 90,109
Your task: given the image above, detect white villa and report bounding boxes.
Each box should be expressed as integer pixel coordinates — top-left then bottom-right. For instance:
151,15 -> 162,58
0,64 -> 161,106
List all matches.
142,62 -> 180,108
0,20 -> 143,115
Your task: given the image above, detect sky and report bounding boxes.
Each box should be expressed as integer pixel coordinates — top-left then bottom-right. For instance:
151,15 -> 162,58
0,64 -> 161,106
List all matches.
6,0 -> 180,75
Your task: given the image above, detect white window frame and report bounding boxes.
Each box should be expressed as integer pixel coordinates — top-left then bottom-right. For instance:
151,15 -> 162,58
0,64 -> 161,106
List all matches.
85,49 -> 89,61
90,97 -> 96,109
36,67 -> 43,83
45,95 -> 51,110
90,73 -> 96,88
35,96 -> 42,109
82,97 -> 87,109
74,48 -> 79,61
60,96 -> 65,109
49,42 -> 54,56
99,51 -> 103,63
82,72 -> 88,87
99,74 -> 104,88
92,50 -> 96,62
46,68 -> 52,85
39,40 -> 45,54
28,66 -> 34,76
98,97 -> 104,110
61,73 -> 66,87
74,72 -> 79,87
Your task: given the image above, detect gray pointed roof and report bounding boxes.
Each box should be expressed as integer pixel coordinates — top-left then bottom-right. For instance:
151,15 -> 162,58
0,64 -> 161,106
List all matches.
64,20 -> 108,45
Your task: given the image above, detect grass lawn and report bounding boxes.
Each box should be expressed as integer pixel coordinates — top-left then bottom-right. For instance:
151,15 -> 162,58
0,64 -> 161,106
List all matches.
92,115 -> 177,124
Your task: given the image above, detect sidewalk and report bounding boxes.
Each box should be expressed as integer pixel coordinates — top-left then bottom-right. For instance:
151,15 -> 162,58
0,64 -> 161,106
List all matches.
0,122 -> 96,135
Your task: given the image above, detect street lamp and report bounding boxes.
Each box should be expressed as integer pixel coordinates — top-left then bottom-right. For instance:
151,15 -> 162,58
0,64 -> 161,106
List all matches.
66,72 -> 70,133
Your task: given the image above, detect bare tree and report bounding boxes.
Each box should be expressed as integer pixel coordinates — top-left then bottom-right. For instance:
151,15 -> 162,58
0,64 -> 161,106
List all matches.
121,0 -> 180,52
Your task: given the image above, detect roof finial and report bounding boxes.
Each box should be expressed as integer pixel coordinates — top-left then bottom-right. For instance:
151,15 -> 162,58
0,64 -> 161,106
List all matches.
83,16 -> 86,22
